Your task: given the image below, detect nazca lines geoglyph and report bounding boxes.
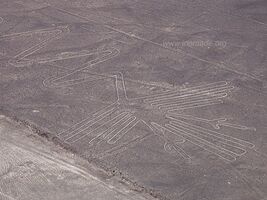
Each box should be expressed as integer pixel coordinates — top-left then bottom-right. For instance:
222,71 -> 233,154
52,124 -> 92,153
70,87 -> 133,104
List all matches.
3,25 -> 256,162
42,48 -> 120,88
52,67 -> 255,161
0,25 -> 70,67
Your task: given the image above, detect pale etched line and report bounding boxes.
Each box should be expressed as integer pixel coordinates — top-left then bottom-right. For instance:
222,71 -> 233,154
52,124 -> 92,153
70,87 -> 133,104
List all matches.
148,88 -> 230,105
165,99 -> 224,111
167,116 -> 255,149
170,81 -> 229,92
113,39 -> 136,45
92,102 -> 118,117
145,83 -> 233,104
140,81 -> 229,101
15,32 -> 68,60
0,17 -> 3,24
168,100 -> 223,111
168,118 -> 254,151
158,94 -> 227,109
219,121 -> 257,131
151,93 -> 227,107
167,113 -> 256,131
50,5 -> 265,82
87,114 -> 136,146
104,27 -> 262,82
167,113 -> 226,129
141,119 -> 155,132
0,27 -> 64,39
102,115 -> 135,140
43,61 -> 107,88
79,71 -> 179,101
89,12 -> 134,24
57,106 -> 116,137
145,84 -> 233,104
89,48 -> 120,66
168,121 -> 247,156
164,142 -> 191,160
88,115 -> 132,145
14,26 -> 69,59
29,50 -> 102,65
159,100 -> 224,111
150,122 -> 186,147
179,12 -> 208,26
80,26 -> 133,46
31,33 -> 118,68
114,72 -> 128,101
62,108 -> 117,141
165,124 -> 237,161
84,112 -> 132,145
154,92 -> 228,107
48,72 -> 111,88
74,0 -> 198,37
48,6 -> 264,82
150,122 -> 190,160
57,103 -> 116,136
10,35 -> 69,68
147,84 -> 232,104
134,81 -> 228,102
43,48 -> 120,88
148,91 -> 225,107
48,76 -> 107,88
107,118 -> 139,144
84,25 -> 135,46
97,134 -> 152,159
69,112 -> 132,144
8,26 -> 70,67
13,104 -> 69,109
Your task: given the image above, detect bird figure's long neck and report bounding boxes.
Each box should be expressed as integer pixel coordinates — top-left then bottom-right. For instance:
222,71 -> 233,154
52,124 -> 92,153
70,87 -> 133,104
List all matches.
115,72 -> 128,102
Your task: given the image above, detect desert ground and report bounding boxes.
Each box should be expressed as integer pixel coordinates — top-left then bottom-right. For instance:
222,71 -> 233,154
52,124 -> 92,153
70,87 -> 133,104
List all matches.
0,0 -> 267,199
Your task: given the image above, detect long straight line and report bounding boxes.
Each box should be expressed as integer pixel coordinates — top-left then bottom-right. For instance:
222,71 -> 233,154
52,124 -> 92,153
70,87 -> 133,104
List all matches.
166,124 -> 237,161
168,122 -> 246,155
49,6 -> 263,82
69,112 -> 131,143
168,117 -> 254,148
159,97 -> 226,109
151,92 -> 228,106
58,106 -> 115,137
146,85 -> 232,103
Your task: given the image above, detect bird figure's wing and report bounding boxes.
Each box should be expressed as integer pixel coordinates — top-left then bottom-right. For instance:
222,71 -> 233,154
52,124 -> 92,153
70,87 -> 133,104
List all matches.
141,81 -> 233,112
150,113 -> 255,162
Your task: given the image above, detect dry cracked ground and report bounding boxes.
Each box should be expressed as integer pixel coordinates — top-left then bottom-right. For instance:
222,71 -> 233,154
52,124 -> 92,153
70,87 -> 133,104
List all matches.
0,0 -> 267,200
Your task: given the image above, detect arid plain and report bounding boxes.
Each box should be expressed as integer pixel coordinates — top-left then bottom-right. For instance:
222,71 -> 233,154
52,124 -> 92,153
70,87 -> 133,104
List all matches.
0,0 -> 267,199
